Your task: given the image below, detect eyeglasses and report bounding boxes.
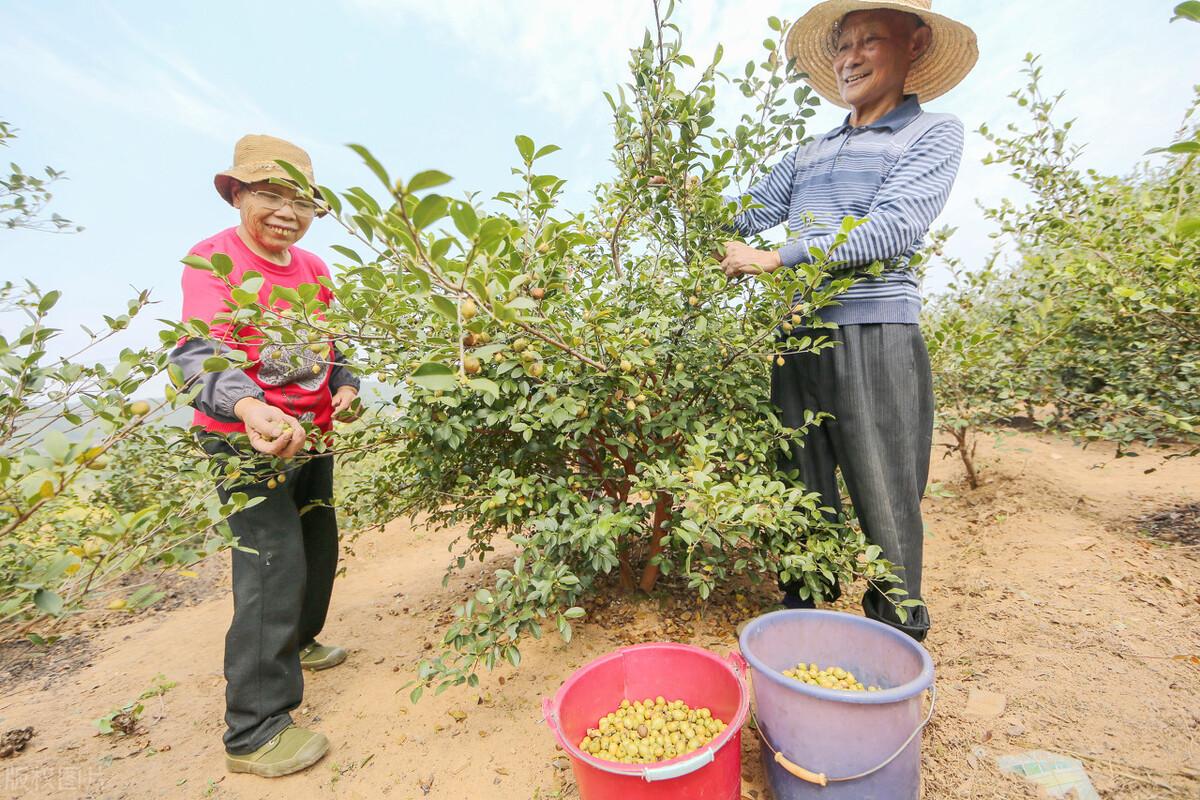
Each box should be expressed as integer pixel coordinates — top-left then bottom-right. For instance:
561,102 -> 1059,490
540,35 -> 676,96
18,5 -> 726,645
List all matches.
246,189 -> 320,217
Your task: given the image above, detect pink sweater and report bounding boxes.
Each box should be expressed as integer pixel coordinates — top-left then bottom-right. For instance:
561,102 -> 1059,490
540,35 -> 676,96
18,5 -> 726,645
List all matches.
180,227 -> 337,433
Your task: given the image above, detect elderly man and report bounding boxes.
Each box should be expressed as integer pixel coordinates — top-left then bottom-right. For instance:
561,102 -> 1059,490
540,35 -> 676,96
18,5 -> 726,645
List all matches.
722,1 -> 977,641
170,135 -> 360,776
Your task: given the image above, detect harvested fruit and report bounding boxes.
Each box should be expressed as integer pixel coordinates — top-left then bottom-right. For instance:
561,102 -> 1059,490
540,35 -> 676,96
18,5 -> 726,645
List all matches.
577,697 -> 727,764
781,662 -> 880,692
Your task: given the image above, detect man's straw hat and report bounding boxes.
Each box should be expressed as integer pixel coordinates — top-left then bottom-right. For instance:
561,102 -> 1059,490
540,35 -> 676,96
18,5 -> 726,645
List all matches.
214,134 -> 322,207
784,0 -> 978,109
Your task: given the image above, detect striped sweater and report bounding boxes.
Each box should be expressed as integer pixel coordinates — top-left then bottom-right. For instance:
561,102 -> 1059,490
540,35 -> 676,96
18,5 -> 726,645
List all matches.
732,95 -> 964,325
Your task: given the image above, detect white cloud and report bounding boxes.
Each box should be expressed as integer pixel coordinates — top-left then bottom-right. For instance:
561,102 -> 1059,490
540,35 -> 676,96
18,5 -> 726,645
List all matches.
0,2 -> 294,147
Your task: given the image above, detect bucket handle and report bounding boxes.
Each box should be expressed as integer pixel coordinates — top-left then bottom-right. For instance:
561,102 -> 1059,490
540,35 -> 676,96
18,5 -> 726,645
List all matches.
755,685 -> 937,786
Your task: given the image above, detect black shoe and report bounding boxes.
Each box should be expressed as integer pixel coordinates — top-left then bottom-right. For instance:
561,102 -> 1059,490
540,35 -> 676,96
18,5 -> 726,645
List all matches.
862,589 -> 930,643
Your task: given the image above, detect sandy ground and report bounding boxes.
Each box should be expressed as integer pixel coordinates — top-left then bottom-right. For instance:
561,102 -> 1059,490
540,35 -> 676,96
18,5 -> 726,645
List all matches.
1,430 -> 1198,800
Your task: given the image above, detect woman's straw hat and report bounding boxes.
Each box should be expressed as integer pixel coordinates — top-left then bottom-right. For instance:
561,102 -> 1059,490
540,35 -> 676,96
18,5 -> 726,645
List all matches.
784,1 -> 978,109
214,134 -> 323,207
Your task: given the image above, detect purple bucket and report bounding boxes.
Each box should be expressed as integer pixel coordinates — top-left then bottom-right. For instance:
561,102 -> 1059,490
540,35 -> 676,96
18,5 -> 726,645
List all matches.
738,610 -> 935,800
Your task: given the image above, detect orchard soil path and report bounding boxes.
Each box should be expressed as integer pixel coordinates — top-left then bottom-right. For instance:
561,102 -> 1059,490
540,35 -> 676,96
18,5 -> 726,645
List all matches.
2,431 -> 1198,799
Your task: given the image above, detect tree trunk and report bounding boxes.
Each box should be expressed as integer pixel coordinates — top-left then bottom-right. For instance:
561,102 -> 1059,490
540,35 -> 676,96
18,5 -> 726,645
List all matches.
956,427 -> 980,489
638,491 -> 673,593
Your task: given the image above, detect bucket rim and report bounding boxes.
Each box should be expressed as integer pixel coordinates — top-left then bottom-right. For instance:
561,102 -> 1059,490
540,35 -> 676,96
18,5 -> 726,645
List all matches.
737,609 -> 934,705
544,641 -> 750,778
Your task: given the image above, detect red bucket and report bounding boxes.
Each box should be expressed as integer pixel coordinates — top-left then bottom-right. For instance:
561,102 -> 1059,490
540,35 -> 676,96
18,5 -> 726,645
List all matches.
543,642 -> 749,800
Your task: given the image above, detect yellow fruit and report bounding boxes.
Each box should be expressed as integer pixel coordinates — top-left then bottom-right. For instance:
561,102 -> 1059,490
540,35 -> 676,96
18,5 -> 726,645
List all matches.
464,356 -> 482,375
267,478 -> 278,490
626,399 -> 637,412
128,400 -> 151,417
107,598 -> 127,610
689,296 -> 699,307
537,242 -> 550,254
527,361 -> 545,378
277,473 -> 286,485
311,365 -> 322,374
620,359 -> 633,372
513,338 -> 529,352
530,287 -> 546,300
776,356 -> 785,367
461,299 -> 478,320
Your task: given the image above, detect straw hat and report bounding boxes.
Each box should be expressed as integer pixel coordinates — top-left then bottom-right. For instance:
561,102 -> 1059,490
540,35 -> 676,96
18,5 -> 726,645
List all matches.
784,1 -> 978,109
213,134 -> 323,207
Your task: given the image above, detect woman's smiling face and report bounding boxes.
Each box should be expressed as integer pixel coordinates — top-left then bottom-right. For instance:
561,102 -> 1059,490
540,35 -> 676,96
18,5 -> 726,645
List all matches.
232,180 -> 315,256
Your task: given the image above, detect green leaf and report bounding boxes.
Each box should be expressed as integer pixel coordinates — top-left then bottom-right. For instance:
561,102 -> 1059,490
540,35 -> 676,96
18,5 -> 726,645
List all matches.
1172,1 -> 1200,22
515,135 -> 535,163
43,430 -> 69,463
38,290 -> 61,314
330,244 -> 363,265
347,143 -> 391,190
240,274 -> 264,295
34,589 -> 63,616
408,170 -> 453,192
211,253 -> 235,277
202,356 -> 232,372
411,362 -> 457,391
273,159 -> 311,193
412,194 -> 449,230
467,377 -> 500,399
1176,215 -> 1200,239
563,606 -> 586,619
181,254 -> 212,272
1147,140 -> 1200,155
533,144 -> 561,160
450,202 -> 479,237
429,294 -> 458,322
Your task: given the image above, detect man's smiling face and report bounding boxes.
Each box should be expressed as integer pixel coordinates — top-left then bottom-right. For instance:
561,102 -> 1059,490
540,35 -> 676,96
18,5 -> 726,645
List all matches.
832,10 -> 930,113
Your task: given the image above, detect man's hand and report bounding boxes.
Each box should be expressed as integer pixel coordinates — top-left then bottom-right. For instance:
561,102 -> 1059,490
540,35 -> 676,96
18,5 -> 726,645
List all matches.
332,385 -> 361,422
234,397 -> 305,459
721,241 -> 782,278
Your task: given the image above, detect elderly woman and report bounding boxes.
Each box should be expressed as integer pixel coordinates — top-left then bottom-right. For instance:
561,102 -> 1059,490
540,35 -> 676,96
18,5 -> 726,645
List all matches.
170,134 -> 359,777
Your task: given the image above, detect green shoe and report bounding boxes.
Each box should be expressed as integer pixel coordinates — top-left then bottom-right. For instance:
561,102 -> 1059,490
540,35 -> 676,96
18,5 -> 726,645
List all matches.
300,641 -> 347,671
225,725 -> 329,777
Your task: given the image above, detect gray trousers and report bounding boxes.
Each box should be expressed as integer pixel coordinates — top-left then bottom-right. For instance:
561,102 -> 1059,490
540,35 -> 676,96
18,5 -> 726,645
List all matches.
205,439 -> 339,754
772,323 -> 934,640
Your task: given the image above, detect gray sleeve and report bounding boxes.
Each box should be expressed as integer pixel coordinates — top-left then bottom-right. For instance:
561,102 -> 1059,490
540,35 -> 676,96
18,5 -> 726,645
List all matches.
168,338 -> 263,423
329,345 -> 361,393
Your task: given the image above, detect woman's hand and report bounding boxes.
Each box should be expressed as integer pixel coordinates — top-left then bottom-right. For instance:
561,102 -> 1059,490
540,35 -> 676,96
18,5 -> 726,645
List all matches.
234,397 -> 306,459
721,241 -> 782,278
332,385 -> 361,422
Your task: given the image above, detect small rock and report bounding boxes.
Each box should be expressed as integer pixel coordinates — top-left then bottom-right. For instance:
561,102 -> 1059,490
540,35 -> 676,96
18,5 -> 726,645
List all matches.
551,755 -> 570,771
964,689 -> 1006,719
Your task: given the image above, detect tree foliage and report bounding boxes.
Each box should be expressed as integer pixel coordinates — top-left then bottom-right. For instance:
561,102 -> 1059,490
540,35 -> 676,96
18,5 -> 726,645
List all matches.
925,51 -> 1200,484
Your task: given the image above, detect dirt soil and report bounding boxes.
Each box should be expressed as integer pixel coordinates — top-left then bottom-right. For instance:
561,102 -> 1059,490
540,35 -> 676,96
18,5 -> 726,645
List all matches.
1,431 -> 1198,800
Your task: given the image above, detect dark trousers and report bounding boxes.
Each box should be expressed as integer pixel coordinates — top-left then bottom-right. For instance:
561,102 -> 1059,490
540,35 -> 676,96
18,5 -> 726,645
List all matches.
772,323 -> 934,640
205,440 -> 340,754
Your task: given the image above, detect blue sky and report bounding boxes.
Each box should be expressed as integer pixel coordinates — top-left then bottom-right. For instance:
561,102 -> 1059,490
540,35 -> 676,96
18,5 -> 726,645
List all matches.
1,1 -> 1197,362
